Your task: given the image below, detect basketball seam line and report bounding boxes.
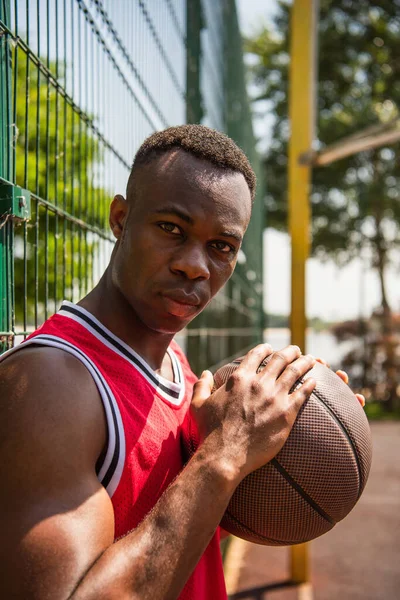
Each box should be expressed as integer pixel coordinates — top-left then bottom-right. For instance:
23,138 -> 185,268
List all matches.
271,458 -> 335,525
223,510 -> 295,546
230,360 -> 363,498
309,386 -> 363,499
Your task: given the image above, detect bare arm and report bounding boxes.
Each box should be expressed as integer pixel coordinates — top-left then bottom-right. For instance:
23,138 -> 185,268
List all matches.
0,343 -> 316,599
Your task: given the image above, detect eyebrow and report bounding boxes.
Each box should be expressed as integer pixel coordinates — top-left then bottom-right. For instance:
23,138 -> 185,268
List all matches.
153,206 -> 194,225
219,230 -> 243,243
153,206 -> 243,243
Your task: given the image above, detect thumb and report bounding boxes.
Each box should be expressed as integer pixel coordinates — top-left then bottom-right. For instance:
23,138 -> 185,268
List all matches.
192,370 -> 214,407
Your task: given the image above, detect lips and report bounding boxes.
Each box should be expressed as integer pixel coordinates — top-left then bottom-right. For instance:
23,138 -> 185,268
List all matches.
161,290 -> 202,318
164,291 -> 200,306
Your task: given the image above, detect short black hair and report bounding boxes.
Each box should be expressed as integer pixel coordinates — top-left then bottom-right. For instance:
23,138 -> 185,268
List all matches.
127,124 -> 256,201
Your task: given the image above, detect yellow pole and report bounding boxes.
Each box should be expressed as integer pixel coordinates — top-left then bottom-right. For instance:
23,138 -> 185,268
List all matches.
288,0 -> 317,586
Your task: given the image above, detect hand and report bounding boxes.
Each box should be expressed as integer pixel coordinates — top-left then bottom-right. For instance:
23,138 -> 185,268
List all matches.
315,357 -> 365,407
191,344 -> 317,481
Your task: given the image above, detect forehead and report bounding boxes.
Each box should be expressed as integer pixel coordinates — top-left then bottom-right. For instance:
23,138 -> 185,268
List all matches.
132,150 -> 252,227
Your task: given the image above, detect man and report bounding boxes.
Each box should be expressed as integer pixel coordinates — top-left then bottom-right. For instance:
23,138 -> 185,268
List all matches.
0,125 -> 362,599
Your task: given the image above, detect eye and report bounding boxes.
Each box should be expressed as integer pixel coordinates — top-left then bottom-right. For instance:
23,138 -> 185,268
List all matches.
158,222 -> 182,235
210,240 -> 236,254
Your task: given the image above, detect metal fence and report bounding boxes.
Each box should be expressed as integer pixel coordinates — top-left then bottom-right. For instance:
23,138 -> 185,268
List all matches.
0,0 -> 264,372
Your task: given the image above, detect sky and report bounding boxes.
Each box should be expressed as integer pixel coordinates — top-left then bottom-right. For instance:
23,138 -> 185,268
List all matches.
236,0 -> 399,320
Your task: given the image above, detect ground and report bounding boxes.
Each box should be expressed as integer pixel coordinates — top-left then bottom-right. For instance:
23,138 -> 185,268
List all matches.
224,421 -> 400,600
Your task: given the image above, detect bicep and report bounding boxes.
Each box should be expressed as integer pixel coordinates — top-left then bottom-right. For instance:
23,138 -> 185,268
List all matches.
1,480 -> 114,599
0,348 -> 114,599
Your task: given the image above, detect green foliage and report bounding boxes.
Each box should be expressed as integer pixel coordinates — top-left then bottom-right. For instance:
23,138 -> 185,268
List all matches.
245,0 -> 400,293
265,313 -> 289,328
12,53 -> 112,324
364,401 -> 400,420
264,313 -> 333,330
308,316 -> 334,332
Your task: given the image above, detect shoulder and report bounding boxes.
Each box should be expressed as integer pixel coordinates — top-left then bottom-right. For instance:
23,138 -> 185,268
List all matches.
0,344 -> 102,407
0,346 -> 114,599
0,345 -> 106,469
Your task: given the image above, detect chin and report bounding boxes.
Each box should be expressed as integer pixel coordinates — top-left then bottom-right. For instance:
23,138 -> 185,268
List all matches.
143,312 -> 197,336
146,320 -> 188,336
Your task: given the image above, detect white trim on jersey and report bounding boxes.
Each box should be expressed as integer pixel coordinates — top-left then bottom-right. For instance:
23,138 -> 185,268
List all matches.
168,346 -> 183,385
0,334 -> 125,498
58,301 -> 186,406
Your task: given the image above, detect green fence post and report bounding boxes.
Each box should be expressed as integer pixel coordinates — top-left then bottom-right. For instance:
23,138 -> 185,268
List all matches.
0,0 -> 13,352
186,0 -> 204,124
185,0 -> 205,373
224,0 -> 266,348
0,1 -> 11,180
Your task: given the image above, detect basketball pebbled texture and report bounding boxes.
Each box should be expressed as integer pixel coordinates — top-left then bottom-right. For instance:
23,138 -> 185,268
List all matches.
185,357 -> 372,546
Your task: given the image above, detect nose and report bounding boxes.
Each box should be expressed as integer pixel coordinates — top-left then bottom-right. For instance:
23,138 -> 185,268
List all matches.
170,242 -> 210,280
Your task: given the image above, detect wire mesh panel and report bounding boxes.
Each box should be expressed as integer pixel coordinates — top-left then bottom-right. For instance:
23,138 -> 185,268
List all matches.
0,0 -> 264,368
0,0 -> 187,351
185,0 -> 265,374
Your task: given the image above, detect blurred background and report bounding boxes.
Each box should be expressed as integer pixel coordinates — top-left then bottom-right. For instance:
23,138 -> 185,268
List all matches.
241,0 -> 400,422
0,0 -> 399,598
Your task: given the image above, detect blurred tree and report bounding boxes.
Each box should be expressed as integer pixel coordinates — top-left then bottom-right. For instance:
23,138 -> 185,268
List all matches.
246,0 -> 400,409
13,56 -> 110,324
331,311 -> 400,408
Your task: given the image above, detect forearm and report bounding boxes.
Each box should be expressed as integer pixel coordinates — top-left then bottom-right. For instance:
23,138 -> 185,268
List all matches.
72,434 -> 238,600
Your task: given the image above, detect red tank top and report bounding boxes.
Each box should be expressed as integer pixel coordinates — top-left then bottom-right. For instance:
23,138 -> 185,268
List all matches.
2,301 -> 227,600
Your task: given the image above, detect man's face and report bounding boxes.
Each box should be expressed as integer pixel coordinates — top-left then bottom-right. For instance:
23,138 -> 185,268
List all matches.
110,150 -> 252,334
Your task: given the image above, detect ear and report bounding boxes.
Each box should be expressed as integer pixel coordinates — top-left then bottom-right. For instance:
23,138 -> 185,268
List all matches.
109,194 -> 128,239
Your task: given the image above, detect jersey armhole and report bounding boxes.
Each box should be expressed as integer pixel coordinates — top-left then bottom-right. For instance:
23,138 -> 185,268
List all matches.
0,335 -> 126,498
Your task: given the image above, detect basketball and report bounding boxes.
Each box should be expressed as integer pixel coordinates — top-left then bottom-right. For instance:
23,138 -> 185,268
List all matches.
185,356 -> 372,546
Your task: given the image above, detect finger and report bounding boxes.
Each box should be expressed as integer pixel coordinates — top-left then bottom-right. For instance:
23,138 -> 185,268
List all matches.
239,343 -> 273,372
192,370 -> 214,408
290,377 -> 316,414
261,345 -> 302,378
316,357 -> 331,369
273,354 -> 316,390
356,393 -> 365,408
336,369 -> 349,384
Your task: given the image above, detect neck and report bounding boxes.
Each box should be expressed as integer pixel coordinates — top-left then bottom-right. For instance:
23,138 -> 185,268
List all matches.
78,268 -> 175,371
